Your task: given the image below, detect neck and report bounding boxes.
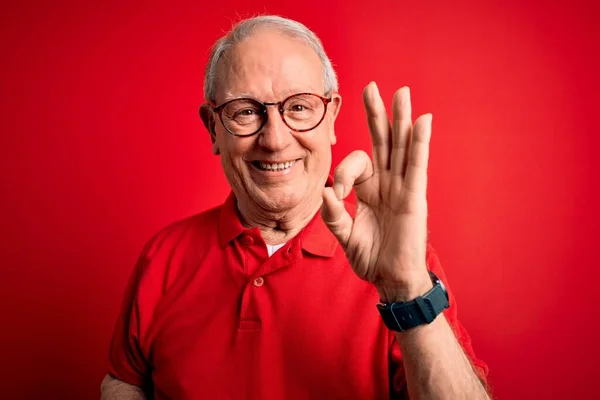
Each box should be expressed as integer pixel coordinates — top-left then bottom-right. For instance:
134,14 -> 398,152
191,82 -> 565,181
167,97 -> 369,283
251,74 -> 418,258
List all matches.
236,194 -> 322,246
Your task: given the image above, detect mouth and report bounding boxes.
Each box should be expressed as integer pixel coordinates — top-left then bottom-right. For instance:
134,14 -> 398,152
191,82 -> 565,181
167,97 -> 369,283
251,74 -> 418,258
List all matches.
251,159 -> 300,172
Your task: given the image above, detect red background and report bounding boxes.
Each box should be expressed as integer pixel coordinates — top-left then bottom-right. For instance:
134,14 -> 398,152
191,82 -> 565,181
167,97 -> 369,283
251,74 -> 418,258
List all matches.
1,0 -> 598,398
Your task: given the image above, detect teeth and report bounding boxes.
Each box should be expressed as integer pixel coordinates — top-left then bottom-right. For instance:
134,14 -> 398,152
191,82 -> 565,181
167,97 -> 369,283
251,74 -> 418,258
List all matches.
257,160 -> 296,171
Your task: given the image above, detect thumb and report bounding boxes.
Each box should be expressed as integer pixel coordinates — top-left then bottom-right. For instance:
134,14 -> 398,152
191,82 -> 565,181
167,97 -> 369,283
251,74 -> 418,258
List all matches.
321,187 -> 354,247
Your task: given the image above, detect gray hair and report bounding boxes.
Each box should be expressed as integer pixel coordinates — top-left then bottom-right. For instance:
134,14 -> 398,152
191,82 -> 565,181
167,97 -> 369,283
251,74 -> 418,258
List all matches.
203,15 -> 338,103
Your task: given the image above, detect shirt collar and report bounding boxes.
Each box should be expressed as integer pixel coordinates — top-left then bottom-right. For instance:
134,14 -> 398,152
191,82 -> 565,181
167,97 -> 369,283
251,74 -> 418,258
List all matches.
218,191 -> 247,249
218,176 -> 346,258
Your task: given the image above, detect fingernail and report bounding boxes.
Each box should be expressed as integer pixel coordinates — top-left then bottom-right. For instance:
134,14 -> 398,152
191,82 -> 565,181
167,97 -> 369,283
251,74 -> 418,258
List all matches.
333,182 -> 344,200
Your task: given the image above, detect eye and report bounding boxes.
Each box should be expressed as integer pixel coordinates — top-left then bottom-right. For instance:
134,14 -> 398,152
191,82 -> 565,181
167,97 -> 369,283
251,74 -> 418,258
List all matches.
236,108 -> 257,117
290,104 -> 306,112
286,101 -> 314,113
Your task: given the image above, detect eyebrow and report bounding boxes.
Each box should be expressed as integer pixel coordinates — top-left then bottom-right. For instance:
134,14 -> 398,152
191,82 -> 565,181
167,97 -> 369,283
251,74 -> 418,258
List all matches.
221,88 -> 321,103
222,92 -> 256,102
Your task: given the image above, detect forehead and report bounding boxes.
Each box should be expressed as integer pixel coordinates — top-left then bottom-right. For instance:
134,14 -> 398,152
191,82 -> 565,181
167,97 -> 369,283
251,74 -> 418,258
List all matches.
215,28 -> 325,103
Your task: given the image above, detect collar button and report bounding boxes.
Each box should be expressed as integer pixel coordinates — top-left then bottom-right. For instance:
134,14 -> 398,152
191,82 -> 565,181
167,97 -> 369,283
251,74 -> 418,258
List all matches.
241,235 -> 254,247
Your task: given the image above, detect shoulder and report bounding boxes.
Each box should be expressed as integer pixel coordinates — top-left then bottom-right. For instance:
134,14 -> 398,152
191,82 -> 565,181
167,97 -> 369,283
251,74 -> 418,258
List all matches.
130,204 -> 223,293
142,204 -> 222,260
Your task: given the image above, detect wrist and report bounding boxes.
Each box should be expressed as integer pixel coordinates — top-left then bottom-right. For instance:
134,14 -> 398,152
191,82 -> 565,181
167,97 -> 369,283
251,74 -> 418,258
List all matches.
376,270 -> 450,333
376,271 -> 433,303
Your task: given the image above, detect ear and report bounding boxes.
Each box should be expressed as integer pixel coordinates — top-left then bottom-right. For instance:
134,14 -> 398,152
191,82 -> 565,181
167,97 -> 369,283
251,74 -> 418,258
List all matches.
327,93 -> 342,145
199,103 -> 220,155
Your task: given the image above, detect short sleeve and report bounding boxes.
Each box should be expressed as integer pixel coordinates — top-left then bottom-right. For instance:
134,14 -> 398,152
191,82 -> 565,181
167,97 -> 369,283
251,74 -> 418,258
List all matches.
107,240 -> 156,388
389,244 -> 489,396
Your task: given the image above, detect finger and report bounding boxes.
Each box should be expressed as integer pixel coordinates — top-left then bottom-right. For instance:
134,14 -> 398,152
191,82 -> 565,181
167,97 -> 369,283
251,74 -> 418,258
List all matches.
404,113 -> 432,198
321,187 -> 354,247
333,150 -> 374,200
391,87 -> 412,177
363,82 -> 392,171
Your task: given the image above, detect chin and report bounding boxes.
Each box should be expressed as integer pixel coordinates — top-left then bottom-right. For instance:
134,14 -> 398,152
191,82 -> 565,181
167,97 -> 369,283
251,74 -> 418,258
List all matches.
255,186 -> 305,212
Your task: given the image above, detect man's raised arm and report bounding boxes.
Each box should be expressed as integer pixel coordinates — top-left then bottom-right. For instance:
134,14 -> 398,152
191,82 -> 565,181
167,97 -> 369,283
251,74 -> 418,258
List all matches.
100,374 -> 146,400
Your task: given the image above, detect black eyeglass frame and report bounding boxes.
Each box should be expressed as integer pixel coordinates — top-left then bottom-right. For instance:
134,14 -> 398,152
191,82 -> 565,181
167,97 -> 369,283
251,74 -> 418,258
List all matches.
207,93 -> 332,137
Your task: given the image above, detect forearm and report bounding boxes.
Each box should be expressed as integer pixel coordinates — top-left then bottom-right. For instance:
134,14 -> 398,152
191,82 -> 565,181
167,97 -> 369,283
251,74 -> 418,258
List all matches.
100,374 -> 146,400
395,315 -> 489,400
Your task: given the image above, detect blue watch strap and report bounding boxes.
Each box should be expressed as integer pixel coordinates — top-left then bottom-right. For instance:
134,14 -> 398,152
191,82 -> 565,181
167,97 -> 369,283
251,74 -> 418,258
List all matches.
376,271 -> 450,332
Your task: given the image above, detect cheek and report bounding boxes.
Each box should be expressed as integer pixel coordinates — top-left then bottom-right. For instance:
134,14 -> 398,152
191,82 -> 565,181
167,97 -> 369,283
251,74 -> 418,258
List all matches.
299,129 -> 334,155
218,134 -> 253,169
297,132 -> 333,172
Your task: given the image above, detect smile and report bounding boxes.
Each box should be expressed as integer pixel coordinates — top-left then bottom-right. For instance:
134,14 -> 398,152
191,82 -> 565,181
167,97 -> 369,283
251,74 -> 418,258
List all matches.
252,160 -> 298,172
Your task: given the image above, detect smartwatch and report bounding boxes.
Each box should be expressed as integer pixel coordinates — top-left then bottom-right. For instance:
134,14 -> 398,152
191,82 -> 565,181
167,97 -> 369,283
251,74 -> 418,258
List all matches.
376,271 -> 449,332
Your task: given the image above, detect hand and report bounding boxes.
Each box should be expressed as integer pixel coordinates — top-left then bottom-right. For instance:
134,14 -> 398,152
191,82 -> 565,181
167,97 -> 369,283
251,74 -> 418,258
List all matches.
321,83 -> 433,303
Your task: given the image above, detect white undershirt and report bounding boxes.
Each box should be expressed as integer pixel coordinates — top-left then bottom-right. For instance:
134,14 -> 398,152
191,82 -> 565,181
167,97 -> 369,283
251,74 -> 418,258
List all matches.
266,243 -> 287,257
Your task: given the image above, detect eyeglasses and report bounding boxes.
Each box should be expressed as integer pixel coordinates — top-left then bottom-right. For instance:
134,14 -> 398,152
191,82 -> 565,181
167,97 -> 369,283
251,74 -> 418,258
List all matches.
209,93 -> 332,137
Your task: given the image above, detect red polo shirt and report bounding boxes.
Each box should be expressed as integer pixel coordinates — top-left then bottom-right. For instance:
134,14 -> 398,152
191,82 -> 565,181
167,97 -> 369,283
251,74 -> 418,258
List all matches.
108,192 -> 488,399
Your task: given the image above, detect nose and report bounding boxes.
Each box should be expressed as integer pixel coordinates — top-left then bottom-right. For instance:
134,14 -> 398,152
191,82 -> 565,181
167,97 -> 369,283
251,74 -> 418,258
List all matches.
256,106 -> 294,151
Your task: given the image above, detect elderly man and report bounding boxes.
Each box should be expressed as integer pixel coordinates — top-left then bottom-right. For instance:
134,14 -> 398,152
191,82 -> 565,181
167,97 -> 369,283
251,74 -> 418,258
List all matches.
101,15 -> 489,400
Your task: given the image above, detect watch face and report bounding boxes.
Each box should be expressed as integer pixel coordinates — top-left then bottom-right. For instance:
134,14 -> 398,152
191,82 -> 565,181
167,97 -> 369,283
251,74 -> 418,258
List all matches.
429,271 -> 448,296
439,279 -> 447,293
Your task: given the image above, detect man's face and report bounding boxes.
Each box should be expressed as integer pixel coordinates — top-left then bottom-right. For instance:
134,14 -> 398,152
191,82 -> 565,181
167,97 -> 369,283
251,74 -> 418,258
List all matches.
207,28 -> 341,214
